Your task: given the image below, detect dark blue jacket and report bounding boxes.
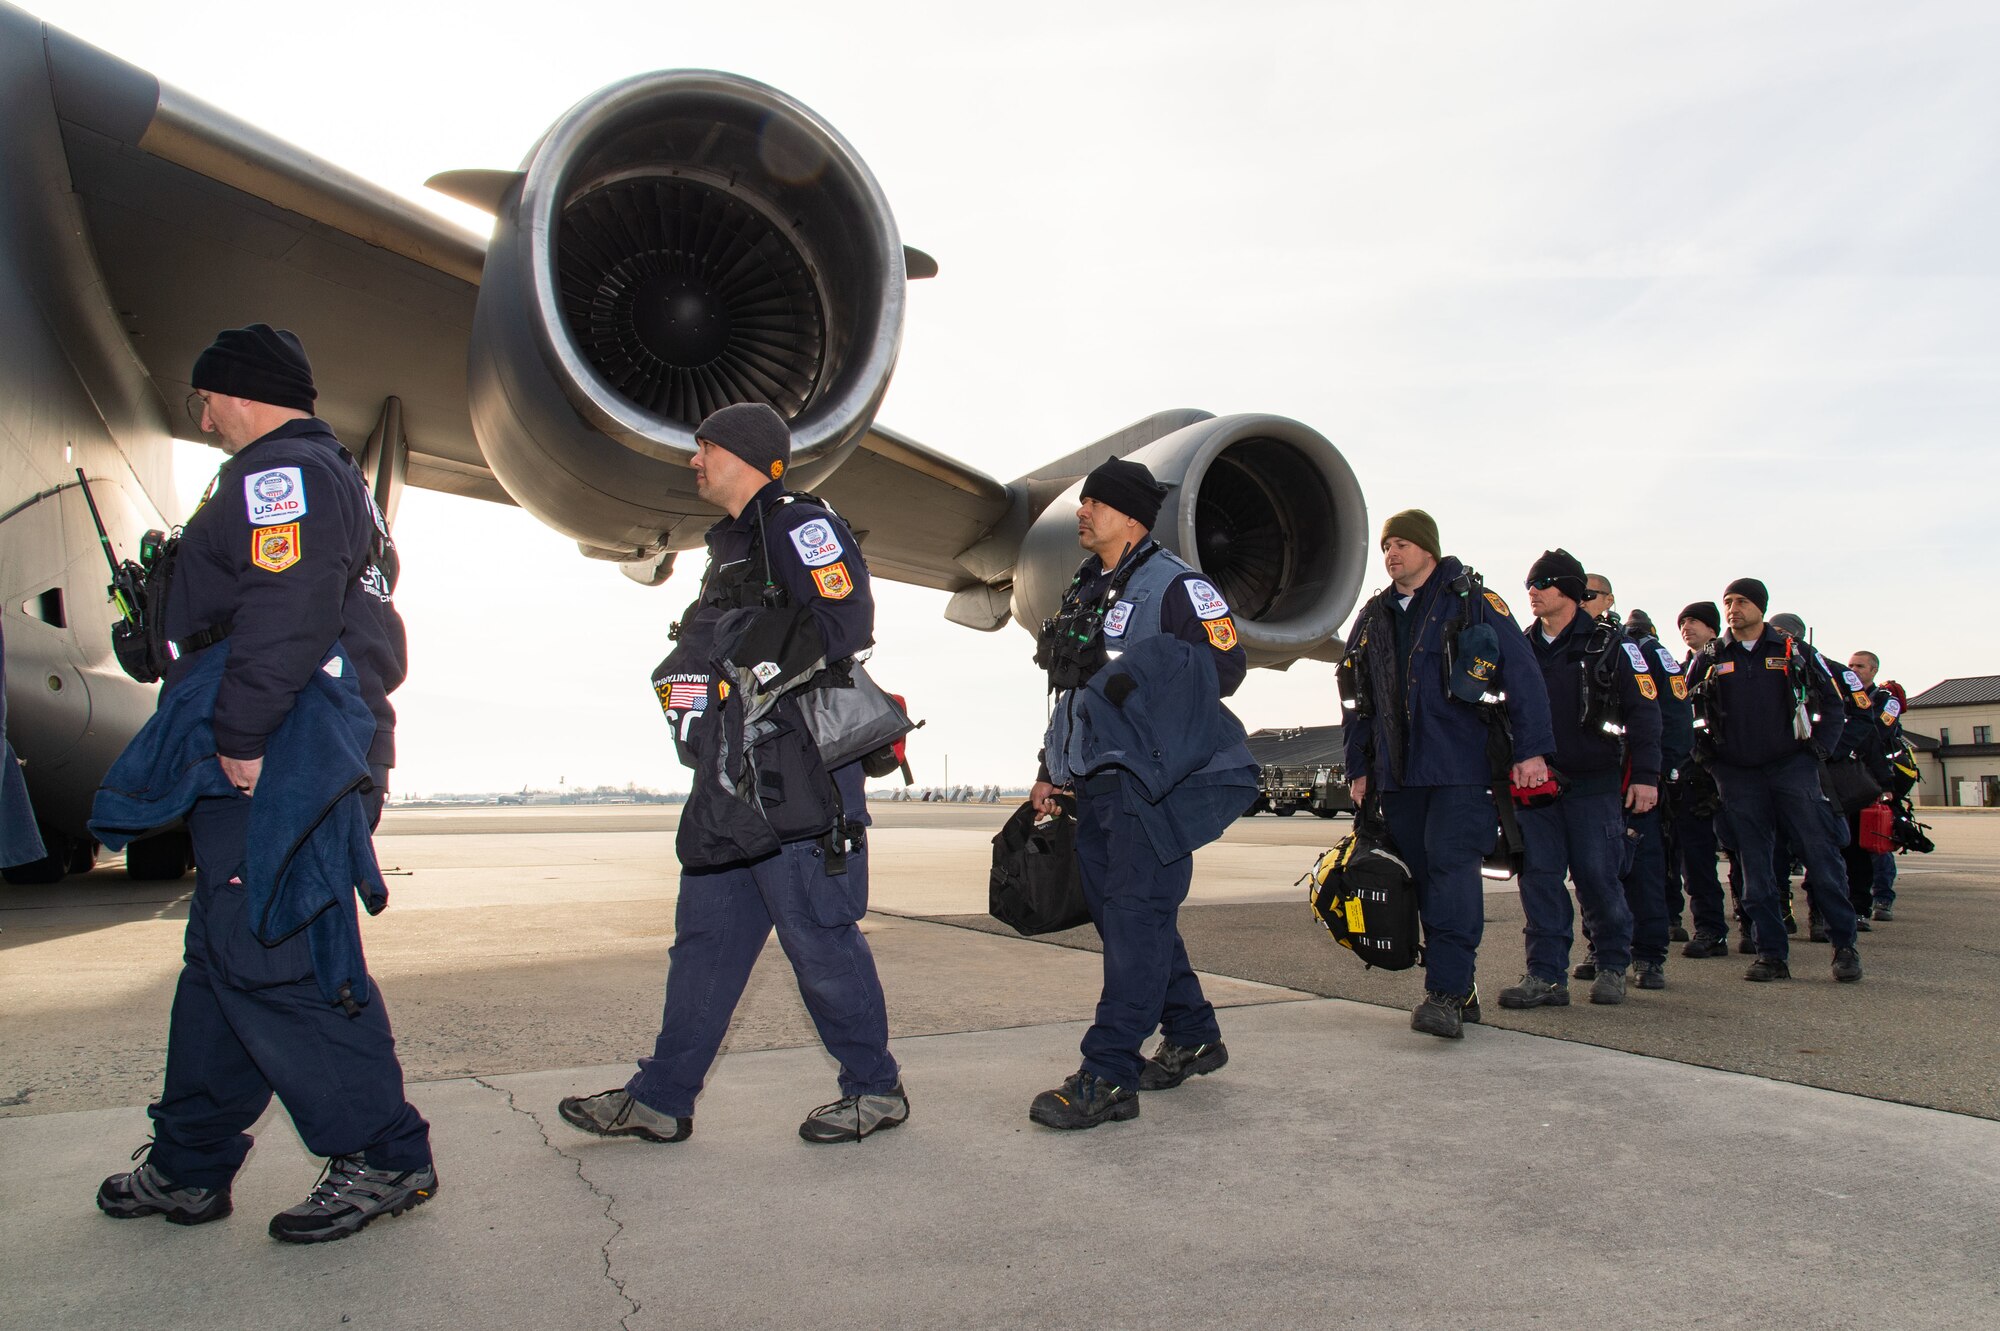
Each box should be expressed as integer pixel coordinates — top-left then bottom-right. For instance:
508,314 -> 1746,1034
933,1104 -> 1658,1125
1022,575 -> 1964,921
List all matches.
1688,626 -> 1845,769
164,418 -> 406,768
1631,630 -> 1693,778
1342,557 -> 1554,791
1526,609 -> 1663,795
1061,634 -> 1256,864
90,641 -> 388,1010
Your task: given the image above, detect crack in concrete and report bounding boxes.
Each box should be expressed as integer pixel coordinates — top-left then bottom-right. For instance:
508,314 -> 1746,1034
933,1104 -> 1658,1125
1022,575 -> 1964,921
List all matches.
471,1076 -> 640,1330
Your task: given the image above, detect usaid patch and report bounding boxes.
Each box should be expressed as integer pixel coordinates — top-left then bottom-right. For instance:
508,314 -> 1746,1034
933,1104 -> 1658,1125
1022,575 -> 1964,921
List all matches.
1658,649 -> 1682,675
1841,668 -> 1867,693
1185,578 -> 1229,621
1622,642 -> 1649,673
1104,600 -> 1135,638
244,467 -> 307,524
1882,697 -> 1902,723
788,519 -> 844,568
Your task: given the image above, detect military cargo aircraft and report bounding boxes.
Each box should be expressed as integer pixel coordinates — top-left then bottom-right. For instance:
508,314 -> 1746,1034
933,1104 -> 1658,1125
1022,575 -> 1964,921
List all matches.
0,1 -> 1369,883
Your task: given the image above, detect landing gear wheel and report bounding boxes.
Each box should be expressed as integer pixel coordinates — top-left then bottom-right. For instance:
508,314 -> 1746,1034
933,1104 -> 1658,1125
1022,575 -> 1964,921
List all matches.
126,827 -> 193,881
2,823 -> 92,885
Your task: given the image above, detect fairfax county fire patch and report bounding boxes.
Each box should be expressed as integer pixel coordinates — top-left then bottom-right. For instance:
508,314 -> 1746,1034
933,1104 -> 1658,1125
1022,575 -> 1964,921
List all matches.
244,467 -> 307,525
812,562 -> 854,600
789,519 -> 844,568
1636,673 -> 1658,700
1185,579 -> 1228,620
1623,642 -> 1649,673
251,523 -> 300,572
1670,676 -> 1688,700
1483,590 -> 1511,618
1104,600 -> 1135,638
1205,617 -> 1239,651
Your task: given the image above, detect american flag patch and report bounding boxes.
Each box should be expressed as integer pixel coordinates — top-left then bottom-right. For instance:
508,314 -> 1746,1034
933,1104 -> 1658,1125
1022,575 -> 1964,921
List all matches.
666,681 -> 707,710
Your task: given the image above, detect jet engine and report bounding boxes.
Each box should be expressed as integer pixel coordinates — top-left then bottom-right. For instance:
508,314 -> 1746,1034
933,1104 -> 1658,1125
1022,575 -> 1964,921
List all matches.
463,72 -> 909,558
1009,414 -> 1369,670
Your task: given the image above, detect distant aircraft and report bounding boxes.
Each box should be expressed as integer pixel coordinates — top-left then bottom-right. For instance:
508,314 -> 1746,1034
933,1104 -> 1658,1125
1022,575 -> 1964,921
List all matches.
0,2 -> 1369,883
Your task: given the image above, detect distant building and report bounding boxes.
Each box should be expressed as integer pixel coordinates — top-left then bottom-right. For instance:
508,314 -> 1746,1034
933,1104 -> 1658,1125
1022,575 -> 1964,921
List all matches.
1903,675 -> 2000,807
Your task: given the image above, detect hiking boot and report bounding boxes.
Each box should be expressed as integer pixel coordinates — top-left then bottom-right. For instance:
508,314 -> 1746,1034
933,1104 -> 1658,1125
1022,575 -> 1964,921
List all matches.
1854,917 -> 1872,932
1632,960 -> 1667,990
1871,905 -> 1894,922
1832,947 -> 1863,983
1571,958 -> 1598,981
267,1157 -> 436,1244
1029,1070 -> 1138,1130
1461,985 -> 1483,1025
799,1085 -> 910,1143
1744,957 -> 1792,983
557,1088 -> 691,1143
97,1145 -> 230,1226
1668,922 -> 1690,943
1682,934 -> 1728,959
1589,967 -> 1628,1005
1410,992 -> 1467,1040
1139,1040 -> 1229,1089
1498,975 -> 1570,1009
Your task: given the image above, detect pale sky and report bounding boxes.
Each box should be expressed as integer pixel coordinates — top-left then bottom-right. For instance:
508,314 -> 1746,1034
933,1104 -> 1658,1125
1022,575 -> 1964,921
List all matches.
35,0 -> 2000,795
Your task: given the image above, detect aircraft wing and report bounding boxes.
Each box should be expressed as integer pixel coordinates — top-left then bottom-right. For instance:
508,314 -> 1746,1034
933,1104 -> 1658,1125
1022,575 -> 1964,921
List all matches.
41,25 -> 507,504
812,425 -> 1016,593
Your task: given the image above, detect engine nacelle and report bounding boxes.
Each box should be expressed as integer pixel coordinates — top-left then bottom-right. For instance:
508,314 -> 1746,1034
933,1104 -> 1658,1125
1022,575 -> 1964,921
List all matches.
1011,414 -> 1368,670
467,72 -> 907,557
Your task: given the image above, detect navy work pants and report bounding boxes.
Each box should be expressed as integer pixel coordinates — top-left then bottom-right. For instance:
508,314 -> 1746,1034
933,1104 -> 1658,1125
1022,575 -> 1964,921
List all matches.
1618,807 -> 1670,965
1518,791 -> 1632,982
1713,752 -> 1857,958
630,837 -> 899,1117
1872,852 -> 1898,907
1379,784 -> 1491,998
1670,786 -> 1728,939
149,792 -> 430,1190
1074,777 -> 1220,1088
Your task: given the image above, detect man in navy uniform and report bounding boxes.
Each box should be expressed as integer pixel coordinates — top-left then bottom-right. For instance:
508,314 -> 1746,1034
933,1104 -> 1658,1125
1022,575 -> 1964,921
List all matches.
1499,551 -> 1660,1009
96,326 -> 432,1243
1342,511 -> 1554,1039
561,403 -> 906,1145
1673,602 -> 1732,958
1026,458 -> 1255,1128
1686,579 -> 1862,983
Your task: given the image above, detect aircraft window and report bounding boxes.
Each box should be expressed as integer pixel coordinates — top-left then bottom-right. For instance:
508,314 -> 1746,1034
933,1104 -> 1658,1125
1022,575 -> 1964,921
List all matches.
29,588 -> 66,628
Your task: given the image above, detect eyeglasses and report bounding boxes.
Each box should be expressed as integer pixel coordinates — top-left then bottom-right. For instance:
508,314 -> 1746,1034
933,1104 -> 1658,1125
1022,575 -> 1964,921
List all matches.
185,391 -> 209,430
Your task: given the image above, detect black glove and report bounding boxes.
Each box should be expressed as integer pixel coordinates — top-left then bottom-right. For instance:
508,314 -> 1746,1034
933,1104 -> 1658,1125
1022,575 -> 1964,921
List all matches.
1104,673 -> 1136,708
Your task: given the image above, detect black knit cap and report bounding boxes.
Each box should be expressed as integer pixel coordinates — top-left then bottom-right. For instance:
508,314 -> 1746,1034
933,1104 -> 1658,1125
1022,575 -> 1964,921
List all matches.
695,402 -> 792,482
1625,608 -> 1656,639
1081,456 -> 1171,530
1723,577 -> 1769,615
1677,601 -> 1720,634
191,324 -> 315,412
1527,549 -> 1586,604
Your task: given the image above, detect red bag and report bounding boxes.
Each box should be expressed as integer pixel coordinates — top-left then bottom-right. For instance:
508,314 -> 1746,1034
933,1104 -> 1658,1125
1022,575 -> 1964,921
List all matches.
1858,803 -> 1894,855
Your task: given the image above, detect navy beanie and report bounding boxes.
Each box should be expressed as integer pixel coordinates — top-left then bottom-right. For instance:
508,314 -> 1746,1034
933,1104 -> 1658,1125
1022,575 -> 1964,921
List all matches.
191,324 -> 316,412
695,402 -> 792,482
1677,601 -> 1720,634
1081,456 -> 1171,530
1527,549 -> 1586,604
1724,577 -> 1769,615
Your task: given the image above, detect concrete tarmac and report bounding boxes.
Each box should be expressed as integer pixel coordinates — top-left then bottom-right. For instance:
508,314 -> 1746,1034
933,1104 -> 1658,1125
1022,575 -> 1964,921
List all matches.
3,803 -> 1997,1329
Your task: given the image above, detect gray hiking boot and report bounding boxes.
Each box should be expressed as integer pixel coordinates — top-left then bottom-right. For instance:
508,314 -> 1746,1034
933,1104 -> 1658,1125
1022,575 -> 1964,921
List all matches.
267,1156 -> 437,1244
1139,1040 -> 1229,1089
1498,974 -> 1571,1009
97,1145 -> 231,1226
799,1084 -> 909,1143
1410,991 -> 1468,1039
1589,967 -> 1628,1005
558,1089 -> 691,1143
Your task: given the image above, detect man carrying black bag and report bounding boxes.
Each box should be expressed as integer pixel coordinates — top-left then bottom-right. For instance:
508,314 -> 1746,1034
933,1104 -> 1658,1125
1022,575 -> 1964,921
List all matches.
559,404 -> 907,1147
1340,511 -> 1555,1040
1025,458 -> 1257,1131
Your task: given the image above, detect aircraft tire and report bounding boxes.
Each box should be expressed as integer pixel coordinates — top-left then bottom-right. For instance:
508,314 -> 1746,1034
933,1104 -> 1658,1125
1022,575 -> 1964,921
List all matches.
3,824 -> 77,885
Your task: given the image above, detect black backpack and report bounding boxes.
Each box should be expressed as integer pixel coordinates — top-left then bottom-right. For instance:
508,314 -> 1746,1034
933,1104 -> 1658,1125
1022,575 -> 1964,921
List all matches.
1306,805 -> 1421,970
989,797 -> 1090,936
